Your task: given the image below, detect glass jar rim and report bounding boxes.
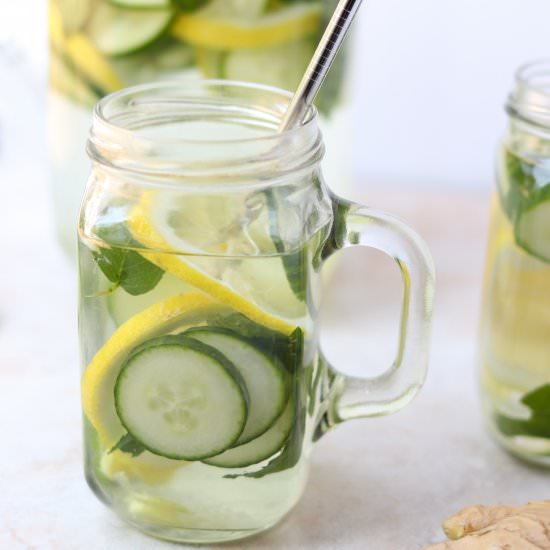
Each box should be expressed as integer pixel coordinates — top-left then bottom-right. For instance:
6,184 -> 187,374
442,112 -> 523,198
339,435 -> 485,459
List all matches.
88,80 -> 324,186
507,59 -> 550,131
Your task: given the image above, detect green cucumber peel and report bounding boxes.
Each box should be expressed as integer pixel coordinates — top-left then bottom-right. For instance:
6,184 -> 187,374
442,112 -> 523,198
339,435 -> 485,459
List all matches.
224,328 -> 306,479
495,384 -> 550,440
92,223 -> 164,296
207,312 -> 302,373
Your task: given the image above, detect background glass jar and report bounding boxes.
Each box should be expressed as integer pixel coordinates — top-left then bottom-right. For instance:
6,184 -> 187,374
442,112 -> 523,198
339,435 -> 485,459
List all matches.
48,0 -> 354,257
478,60 -> 550,466
79,81 -> 434,543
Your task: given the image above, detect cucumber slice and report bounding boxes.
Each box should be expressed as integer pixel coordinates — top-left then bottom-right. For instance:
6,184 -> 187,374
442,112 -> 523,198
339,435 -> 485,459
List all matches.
87,2 -> 174,56
114,337 -> 249,460
224,39 -> 315,91
108,273 -> 193,326
184,328 -> 289,445
203,397 -> 294,468
515,186 -> 550,263
106,0 -> 171,9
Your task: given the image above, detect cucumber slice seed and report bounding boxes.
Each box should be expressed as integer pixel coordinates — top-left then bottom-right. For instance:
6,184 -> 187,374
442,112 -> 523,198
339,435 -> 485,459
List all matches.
184,327 -> 289,445
203,397 -> 294,468
515,188 -> 550,263
114,338 -> 249,460
87,2 -> 174,57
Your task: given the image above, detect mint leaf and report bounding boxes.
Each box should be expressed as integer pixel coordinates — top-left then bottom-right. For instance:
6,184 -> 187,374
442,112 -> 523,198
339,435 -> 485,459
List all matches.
119,251 -> 164,296
500,150 -> 539,223
320,196 -> 351,261
264,190 -> 307,302
495,384 -> 550,440
521,384 -> 550,414
496,414 -> 550,440
92,223 -> 164,296
109,433 -> 146,457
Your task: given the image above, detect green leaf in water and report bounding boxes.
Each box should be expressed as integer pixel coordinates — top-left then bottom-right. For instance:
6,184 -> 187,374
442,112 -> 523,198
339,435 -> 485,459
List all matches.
495,384 -> 550,440
264,190 -> 308,303
521,384 -> 550,414
92,223 -> 164,296
109,433 -> 146,457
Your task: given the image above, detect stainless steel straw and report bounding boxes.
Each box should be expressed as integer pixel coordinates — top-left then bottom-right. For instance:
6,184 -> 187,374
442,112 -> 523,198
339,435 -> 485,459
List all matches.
278,0 -> 365,132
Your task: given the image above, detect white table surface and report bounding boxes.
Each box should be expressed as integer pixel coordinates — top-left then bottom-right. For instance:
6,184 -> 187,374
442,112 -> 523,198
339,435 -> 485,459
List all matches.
1,159 -> 548,550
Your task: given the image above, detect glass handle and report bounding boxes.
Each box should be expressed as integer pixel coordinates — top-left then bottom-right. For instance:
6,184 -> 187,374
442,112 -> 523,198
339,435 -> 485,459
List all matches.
322,197 -> 435,423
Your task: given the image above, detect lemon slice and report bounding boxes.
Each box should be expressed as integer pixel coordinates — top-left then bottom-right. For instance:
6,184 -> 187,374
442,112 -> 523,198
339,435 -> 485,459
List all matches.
127,192 -> 302,332
171,2 -> 322,50
64,33 -> 123,93
48,1 -> 65,48
82,291 -> 225,449
101,449 -> 186,483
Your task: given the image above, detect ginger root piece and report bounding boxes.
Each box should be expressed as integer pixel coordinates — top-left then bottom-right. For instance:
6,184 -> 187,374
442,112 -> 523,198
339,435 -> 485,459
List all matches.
424,501 -> 550,549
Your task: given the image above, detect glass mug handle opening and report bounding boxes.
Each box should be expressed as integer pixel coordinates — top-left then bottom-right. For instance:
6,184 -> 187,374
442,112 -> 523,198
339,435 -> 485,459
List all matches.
322,197 -> 435,424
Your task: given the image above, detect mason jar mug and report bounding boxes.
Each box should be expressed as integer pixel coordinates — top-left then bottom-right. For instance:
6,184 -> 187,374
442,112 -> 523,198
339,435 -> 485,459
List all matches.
79,81 -> 435,543
478,61 -> 550,466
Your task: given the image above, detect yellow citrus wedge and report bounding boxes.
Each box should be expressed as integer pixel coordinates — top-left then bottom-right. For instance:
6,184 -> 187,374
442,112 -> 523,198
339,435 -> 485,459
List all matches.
127,192 -> 299,335
48,1 -> 65,49
171,3 -> 322,50
101,449 -> 187,484
64,33 -> 123,93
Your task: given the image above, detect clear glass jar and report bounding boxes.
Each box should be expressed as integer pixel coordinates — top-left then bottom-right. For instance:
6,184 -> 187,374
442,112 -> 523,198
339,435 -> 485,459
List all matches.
478,60 -> 550,466
48,0 -> 354,257
79,81 -> 434,543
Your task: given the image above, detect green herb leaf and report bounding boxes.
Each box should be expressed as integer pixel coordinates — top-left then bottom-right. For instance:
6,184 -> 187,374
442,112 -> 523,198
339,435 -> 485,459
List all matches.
495,384 -> 550,440
495,414 -> 550,440
320,196 -> 351,261
92,223 -> 164,296
109,433 -> 146,457
264,190 -> 307,302
119,251 -> 164,296
500,150 -> 540,222
521,384 -> 550,414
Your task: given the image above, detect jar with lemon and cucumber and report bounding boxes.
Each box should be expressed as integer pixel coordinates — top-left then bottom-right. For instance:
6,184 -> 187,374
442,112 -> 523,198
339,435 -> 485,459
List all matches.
79,80 -> 338,542
49,0 -> 353,257
478,61 -> 550,466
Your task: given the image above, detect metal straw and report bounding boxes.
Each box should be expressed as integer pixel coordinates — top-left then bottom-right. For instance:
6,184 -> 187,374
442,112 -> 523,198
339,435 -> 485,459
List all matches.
278,0 -> 365,132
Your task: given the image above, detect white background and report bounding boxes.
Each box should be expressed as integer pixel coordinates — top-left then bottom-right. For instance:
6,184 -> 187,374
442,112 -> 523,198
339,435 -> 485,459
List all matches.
1,0 -> 549,191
